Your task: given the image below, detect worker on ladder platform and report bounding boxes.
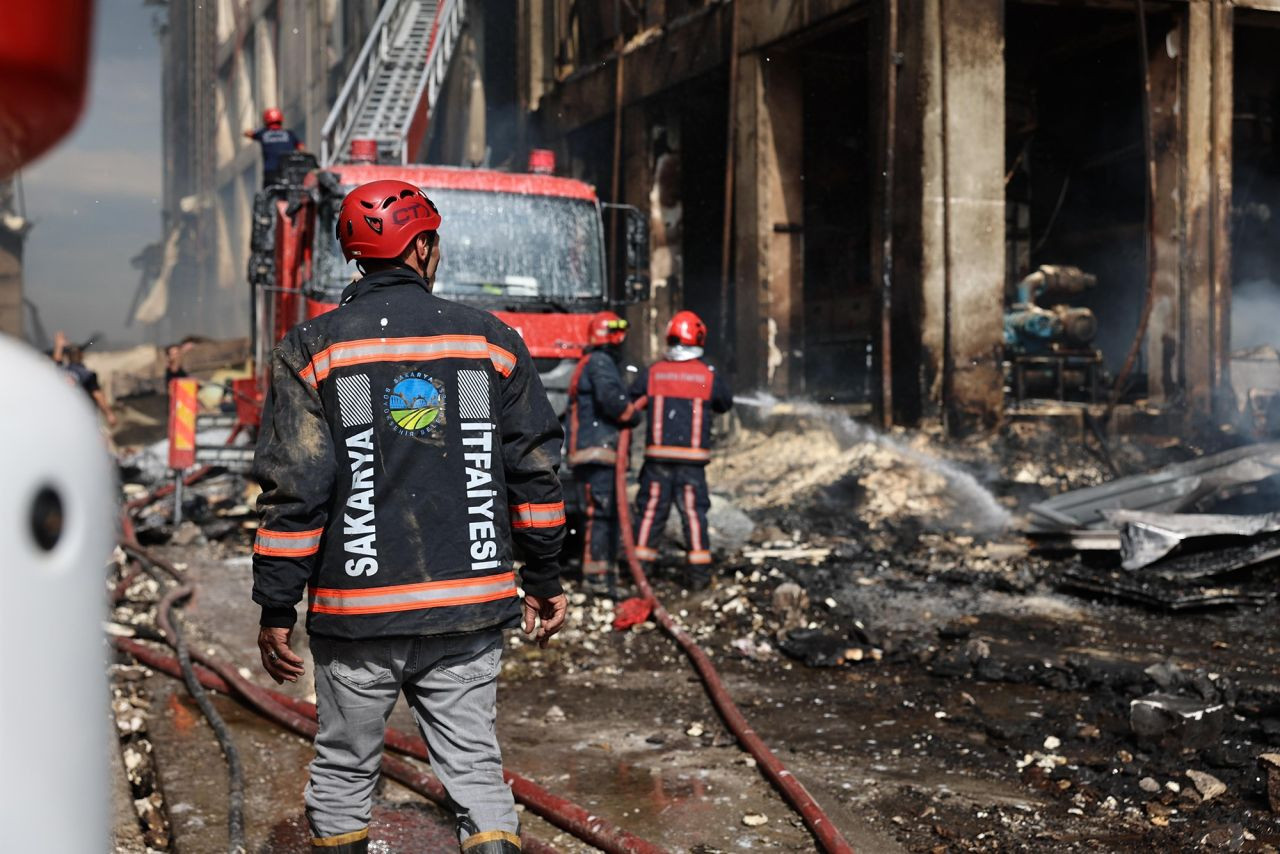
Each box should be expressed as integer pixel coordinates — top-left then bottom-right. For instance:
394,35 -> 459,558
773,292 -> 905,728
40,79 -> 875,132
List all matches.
629,311 -> 733,590
251,179 -> 568,853
244,107 -> 303,187
566,311 -> 639,598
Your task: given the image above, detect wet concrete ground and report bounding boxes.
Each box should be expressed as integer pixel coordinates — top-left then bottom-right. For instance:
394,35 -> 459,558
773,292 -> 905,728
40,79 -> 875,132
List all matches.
111,418 -> 1280,852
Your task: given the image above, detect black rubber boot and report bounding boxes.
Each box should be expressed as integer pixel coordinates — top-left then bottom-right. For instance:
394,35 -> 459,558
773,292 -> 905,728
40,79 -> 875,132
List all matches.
686,567 -> 712,592
311,831 -> 369,853
460,830 -> 522,852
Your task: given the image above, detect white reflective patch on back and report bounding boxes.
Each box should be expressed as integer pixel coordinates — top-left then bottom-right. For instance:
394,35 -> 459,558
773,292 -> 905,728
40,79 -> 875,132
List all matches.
457,369 -> 490,420
335,373 -> 373,428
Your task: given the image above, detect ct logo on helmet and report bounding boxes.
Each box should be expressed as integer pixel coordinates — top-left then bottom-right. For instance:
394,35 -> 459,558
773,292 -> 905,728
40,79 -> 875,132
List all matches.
383,372 -> 447,437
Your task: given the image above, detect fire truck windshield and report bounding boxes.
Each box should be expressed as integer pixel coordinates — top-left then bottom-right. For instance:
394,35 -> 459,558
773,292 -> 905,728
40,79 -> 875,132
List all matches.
316,187 -> 606,307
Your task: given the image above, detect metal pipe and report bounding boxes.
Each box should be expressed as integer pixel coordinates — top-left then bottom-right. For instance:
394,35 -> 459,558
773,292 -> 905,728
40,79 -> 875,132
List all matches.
612,428 -> 856,853
880,0 -> 900,429
718,0 -> 741,363
1105,0 -> 1158,419
937,0 -> 954,431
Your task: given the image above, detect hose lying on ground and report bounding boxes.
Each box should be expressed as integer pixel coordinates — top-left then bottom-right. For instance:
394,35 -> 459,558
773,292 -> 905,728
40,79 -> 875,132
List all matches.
157,583 -> 246,854
116,537 -> 667,854
613,427 -> 856,854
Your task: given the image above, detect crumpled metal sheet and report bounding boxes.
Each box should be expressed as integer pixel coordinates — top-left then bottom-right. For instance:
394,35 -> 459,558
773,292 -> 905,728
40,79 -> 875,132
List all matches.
1105,510 -> 1280,570
1028,442 -> 1280,532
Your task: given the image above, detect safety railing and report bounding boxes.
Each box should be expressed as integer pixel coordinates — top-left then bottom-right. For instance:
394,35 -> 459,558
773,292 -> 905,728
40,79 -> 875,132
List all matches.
319,0 -> 405,167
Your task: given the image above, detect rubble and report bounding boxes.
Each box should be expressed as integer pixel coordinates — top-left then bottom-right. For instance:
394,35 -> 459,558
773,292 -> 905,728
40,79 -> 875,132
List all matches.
1129,694 -> 1226,749
1260,754 -> 1280,813
1028,442 -> 1280,532
1184,770 -> 1226,803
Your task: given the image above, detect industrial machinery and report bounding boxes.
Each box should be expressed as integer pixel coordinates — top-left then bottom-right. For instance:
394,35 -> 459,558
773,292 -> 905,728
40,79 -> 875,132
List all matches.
1004,264 -> 1105,402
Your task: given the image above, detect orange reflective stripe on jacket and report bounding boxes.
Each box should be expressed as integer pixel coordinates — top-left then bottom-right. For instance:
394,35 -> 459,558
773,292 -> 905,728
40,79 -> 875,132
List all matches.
509,501 -> 567,530
254,527 -> 324,557
298,335 -> 515,386
309,572 -> 518,616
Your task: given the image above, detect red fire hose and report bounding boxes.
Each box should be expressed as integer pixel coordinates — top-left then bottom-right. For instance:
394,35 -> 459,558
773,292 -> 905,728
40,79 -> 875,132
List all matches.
117,539 -> 667,854
613,428 -> 855,854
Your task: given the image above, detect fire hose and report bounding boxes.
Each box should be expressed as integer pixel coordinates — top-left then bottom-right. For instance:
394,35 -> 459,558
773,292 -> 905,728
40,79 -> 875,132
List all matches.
116,517 -> 667,854
613,427 -> 856,854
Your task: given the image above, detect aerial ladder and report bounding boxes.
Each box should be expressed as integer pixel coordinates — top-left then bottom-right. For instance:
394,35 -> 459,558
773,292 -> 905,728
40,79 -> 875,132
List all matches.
319,0 -> 466,166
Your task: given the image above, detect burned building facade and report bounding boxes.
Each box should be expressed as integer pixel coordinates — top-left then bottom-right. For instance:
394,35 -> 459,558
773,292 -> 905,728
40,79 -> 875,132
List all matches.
156,0 -> 1280,433
519,0 -> 1280,433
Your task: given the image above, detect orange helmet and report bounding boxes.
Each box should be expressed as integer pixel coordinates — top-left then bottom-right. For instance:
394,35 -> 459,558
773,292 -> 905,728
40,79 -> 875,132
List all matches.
263,107 -> 284,127
666,310 -> 706,347
587,311 -> 628,347
337,180 -> 442,261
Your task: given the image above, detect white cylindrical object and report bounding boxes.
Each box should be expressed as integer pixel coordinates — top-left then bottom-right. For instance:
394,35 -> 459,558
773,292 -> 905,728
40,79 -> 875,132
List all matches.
0,334 -> 116,851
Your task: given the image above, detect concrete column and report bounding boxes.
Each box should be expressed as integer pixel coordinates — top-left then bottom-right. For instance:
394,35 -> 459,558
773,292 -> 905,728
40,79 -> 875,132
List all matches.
732,50 -> 803,395
919,0 -> 1005,433
1183,0 -> 1233,418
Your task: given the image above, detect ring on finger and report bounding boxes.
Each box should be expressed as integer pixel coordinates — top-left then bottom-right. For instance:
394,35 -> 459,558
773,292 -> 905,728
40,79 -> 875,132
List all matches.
267,650 -> 280,661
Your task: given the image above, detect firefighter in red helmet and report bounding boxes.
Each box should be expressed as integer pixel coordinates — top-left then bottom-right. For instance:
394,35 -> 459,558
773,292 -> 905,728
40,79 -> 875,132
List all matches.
565,310 -> 639,597
252,179 -> 567,853
243,106 -> 304,187
629,310 -> 732,590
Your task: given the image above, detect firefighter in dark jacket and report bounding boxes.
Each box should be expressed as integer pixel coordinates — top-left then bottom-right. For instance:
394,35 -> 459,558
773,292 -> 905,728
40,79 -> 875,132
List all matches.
243,107 -> 303,187
630,311 -> 732,590
565,311 -> 638,597
252,179 -> 568,854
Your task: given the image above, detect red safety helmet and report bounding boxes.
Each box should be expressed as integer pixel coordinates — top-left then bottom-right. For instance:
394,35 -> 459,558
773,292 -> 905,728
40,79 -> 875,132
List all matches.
263,107 -> 283,127
337,179 -> 442,261
587,311 -> 628,347
666,310 -> 707,347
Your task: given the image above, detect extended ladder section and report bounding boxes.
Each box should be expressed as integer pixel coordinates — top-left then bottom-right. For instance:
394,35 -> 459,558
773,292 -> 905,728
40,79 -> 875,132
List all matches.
320,0 -> 466,167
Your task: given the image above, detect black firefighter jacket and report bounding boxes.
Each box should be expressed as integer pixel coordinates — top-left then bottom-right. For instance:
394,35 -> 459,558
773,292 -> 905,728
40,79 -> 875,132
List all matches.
251,268 -> 567,640
565,347 -> 639,467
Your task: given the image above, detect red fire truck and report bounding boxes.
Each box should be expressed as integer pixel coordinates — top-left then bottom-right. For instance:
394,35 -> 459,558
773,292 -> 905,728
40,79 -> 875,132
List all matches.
241,151 -> 648,427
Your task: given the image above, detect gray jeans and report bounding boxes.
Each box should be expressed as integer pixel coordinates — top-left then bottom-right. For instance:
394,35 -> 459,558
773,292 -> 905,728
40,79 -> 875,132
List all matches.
305,630 -> 516,845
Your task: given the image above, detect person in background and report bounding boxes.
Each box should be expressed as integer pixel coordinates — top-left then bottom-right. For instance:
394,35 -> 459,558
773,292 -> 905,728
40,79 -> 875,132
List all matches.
565,311 -> 638,598
629,311 -> 731,591
164,343 -> 189,385
52,331 -> 116,428
244,107 -> 303,187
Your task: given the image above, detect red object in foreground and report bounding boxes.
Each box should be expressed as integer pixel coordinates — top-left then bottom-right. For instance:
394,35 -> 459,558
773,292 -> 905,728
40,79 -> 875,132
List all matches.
613,429 -> 857,854
0,0 -> 93,177
612,596 -> 654,631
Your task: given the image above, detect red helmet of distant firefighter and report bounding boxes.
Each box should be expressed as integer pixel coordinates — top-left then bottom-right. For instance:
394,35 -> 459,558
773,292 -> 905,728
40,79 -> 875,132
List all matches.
666,310 -> 707,347
587,311 -> 628,347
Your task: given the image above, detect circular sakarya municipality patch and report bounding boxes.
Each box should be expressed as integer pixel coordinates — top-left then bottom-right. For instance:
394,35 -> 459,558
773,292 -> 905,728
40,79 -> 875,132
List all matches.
384,372 -> 446,436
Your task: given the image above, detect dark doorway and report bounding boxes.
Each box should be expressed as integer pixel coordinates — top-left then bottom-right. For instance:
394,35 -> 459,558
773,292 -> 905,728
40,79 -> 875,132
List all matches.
800,21 -> 875,403
1006,3 -> 1150,380
1231,12 -> 1280,354
677,74 -> 729,364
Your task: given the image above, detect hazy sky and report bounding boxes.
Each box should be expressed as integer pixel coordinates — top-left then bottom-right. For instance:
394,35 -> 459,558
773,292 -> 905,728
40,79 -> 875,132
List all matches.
21,1 -> 162,349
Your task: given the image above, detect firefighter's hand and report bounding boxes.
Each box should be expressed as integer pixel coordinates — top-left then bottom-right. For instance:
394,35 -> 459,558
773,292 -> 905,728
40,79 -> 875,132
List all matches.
258,627 -> 305,684
521,593 -> 568,649
243,129 -> 255,138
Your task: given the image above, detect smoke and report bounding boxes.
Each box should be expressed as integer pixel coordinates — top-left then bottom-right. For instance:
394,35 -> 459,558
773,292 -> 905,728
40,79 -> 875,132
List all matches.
1232,279 -> 1280,352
